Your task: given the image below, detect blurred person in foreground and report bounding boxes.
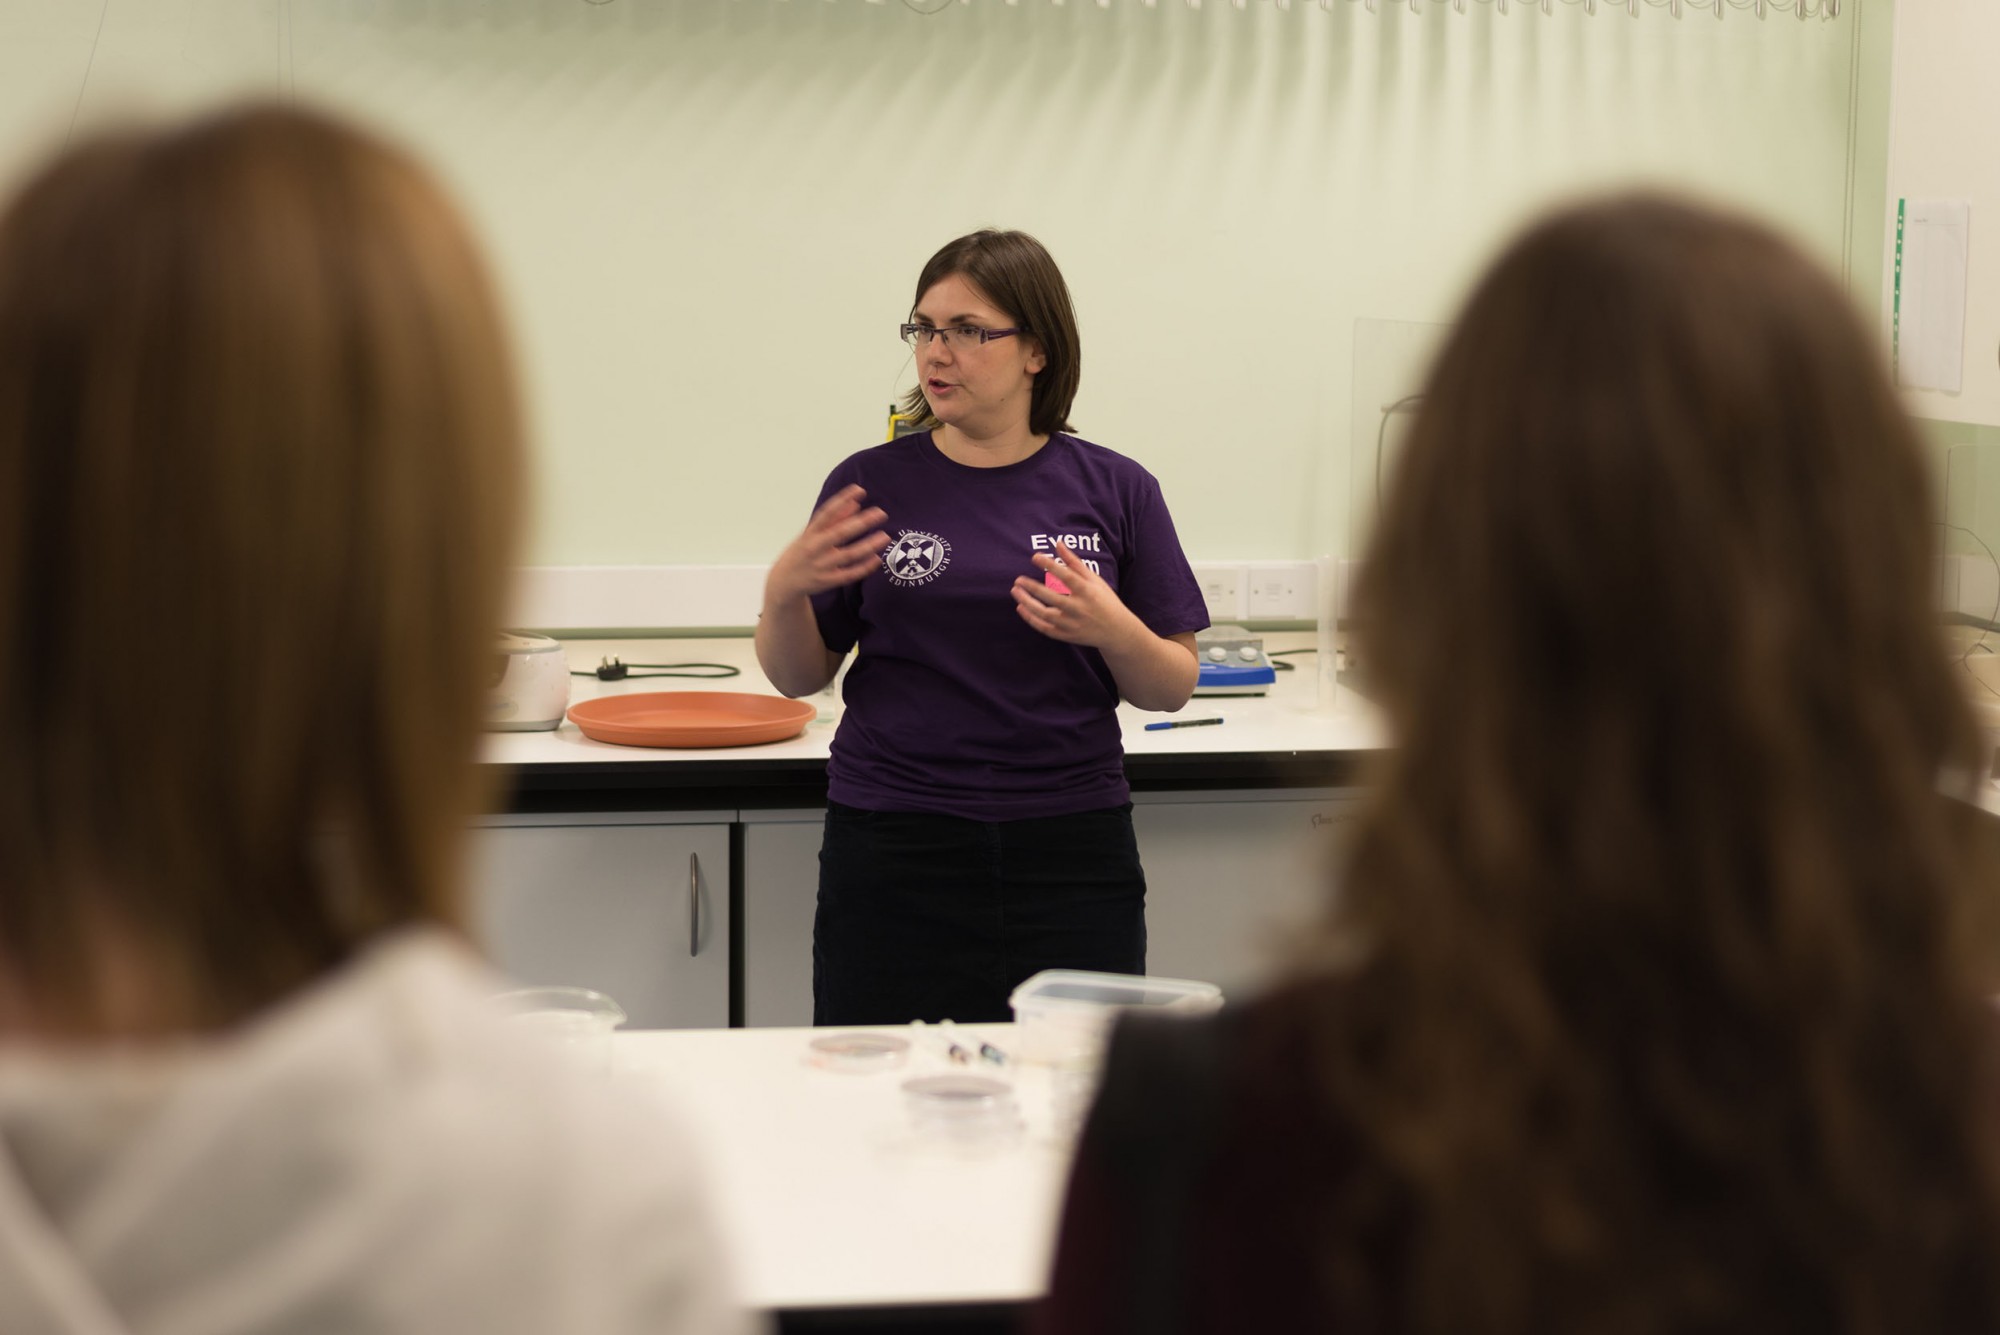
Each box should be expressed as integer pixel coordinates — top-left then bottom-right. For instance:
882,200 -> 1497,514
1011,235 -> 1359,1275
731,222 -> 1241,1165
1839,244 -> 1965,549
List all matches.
1037,194 -> 2000,1335
0,103 -> 749,1335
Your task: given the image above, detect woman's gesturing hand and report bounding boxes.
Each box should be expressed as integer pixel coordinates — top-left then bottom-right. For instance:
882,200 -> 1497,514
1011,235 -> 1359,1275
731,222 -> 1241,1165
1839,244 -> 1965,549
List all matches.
1011,539 -> 1146,650
768,485 -> 890,602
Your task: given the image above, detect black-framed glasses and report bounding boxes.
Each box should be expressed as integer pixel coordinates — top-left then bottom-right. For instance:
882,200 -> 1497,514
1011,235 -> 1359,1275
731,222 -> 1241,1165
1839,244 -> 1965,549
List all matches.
900,323 -> 1022,351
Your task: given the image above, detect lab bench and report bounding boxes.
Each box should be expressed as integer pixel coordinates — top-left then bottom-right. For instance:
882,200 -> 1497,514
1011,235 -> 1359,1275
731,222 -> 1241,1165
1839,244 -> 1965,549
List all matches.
612,1021 -> 1062,1324
477,634 -> 1383,1028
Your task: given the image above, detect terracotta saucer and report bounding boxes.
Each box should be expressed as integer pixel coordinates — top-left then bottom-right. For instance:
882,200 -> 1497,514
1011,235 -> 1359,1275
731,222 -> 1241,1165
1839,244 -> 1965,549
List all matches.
567,691 -> 818,749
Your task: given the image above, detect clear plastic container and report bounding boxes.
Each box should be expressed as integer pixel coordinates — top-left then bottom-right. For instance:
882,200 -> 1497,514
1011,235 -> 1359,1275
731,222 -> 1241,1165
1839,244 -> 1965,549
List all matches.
1008,969 -> 1224,1065
495,985 -> 627,1074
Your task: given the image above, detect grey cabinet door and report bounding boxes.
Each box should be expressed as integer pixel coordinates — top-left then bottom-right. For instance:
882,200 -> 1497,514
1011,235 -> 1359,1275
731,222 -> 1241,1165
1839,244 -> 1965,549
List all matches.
1133,791 -> 1359,996
738,811 -> 825,1028
468,819 -> 731,1029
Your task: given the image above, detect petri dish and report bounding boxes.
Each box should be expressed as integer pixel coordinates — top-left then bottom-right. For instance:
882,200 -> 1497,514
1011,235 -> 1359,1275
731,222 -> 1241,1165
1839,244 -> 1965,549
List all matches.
807,1032 -> 911,1073
902,1074 -> 1022,1148
903,1073 -> 1013,1103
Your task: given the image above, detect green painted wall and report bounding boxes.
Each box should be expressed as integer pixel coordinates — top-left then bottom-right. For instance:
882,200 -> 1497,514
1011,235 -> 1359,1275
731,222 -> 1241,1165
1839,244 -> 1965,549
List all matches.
1,0 -> 1870,569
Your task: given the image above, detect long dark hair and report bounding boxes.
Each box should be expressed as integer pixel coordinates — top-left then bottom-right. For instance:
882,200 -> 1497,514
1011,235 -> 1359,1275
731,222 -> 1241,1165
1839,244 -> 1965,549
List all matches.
0,103 -> 523,1034
1315,193 -> 2000,1333
898,229 -> 1080,438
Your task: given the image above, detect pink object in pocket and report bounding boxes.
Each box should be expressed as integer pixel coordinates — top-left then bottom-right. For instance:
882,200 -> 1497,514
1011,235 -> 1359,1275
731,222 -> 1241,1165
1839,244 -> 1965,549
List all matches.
1044,571 -> 1072,595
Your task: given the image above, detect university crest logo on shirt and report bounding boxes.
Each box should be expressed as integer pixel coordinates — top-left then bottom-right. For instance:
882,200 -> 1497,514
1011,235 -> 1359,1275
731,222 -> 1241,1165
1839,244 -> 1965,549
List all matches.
883,530 -> 951,587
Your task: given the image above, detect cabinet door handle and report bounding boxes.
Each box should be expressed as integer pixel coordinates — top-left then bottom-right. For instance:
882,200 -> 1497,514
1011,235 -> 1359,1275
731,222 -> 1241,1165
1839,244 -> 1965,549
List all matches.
688,852 -> 701,958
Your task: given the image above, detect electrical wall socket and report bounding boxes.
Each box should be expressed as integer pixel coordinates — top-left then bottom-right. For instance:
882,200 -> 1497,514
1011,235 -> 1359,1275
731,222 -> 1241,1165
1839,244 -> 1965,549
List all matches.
1192,564 -> 1245,622
1244,561 -> 1317,620
1189,561 -> 1325,622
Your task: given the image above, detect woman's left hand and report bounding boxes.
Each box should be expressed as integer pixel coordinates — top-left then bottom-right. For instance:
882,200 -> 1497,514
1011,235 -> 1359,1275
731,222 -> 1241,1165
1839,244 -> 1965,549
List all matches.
1012,540 -> 1147,650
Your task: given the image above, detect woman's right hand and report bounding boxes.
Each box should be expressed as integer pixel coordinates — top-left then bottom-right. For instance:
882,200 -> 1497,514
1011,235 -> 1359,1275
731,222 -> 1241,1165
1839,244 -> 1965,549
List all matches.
766,484 -> 890,603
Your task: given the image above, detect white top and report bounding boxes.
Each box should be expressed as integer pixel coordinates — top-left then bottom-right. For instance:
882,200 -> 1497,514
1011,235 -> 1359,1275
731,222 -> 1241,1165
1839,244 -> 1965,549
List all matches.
483,633 -> 1386,767
0,931 -> 757,1335
613,1023 -> 1070,1310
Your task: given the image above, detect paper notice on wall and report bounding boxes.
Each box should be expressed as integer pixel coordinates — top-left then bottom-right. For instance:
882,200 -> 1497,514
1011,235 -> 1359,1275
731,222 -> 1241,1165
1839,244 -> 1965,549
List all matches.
1892,199 -> 1971,393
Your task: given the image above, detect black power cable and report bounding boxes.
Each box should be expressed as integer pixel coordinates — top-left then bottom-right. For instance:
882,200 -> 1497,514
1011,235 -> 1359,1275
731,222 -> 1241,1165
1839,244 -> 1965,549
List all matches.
571,657 -> 742,682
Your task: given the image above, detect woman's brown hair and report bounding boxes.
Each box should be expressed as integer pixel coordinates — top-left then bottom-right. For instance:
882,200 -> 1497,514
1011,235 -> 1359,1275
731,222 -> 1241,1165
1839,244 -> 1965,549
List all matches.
1319,194 -> 2000,1333
0,103 -> 523,1035
898,229 -> 1081,439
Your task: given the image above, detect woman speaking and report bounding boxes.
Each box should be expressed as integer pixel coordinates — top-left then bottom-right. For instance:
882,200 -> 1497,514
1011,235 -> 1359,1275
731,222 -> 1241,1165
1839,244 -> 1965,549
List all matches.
756,229 -> 1206,1026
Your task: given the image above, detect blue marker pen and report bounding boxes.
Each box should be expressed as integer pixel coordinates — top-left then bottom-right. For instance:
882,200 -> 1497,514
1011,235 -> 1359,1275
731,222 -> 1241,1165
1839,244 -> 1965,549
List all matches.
1144,717 -> 1225,732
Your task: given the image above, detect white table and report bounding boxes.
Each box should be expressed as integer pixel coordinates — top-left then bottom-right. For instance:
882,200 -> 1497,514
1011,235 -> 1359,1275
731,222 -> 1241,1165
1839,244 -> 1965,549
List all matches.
483,632 -> 1386,768
613,1023 -> 1074,1313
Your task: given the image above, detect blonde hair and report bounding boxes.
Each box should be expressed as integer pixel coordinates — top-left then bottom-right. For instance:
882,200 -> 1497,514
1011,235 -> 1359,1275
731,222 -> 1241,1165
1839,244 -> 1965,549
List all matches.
0,103 -> 523,1032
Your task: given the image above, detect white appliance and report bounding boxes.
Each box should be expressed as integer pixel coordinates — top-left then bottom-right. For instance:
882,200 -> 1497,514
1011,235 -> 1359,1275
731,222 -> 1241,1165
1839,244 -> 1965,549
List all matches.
1192,625 -> 1276,697
488,632 -> 571,731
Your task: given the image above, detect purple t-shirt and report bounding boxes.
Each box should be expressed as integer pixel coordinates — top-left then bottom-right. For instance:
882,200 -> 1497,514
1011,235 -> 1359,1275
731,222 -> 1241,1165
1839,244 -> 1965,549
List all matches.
810,431 -> 1208,821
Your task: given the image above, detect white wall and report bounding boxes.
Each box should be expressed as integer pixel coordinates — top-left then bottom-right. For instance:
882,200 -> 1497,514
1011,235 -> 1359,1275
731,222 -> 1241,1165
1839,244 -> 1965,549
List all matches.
0,0 -> 1867,623
1884,0 -> 2000,427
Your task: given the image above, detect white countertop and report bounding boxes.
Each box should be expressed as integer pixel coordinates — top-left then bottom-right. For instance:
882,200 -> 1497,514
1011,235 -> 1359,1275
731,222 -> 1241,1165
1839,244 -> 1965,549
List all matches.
482,632 -> 1387,768
614,1022 -> 1070,1311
